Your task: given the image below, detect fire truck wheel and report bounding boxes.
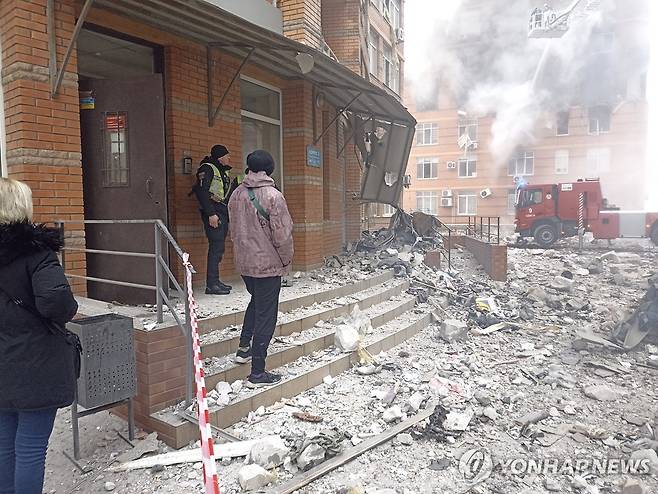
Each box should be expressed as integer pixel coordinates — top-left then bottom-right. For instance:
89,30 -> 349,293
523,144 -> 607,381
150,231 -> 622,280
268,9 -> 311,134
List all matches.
651,224 -> 658,246
534,223 -> 558,247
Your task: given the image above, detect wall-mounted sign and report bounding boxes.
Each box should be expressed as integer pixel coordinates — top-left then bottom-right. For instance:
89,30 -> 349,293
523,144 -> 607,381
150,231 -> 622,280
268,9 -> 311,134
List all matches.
306,145 -> 322,168
79,91 -> 95,110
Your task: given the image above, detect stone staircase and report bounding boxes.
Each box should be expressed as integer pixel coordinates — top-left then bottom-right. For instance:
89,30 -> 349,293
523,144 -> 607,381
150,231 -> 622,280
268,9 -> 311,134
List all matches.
150,270 -> 432,448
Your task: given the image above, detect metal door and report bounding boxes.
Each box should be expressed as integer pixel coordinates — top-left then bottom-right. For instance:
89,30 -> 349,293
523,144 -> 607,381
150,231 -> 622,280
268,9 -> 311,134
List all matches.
80,75 -> 167,304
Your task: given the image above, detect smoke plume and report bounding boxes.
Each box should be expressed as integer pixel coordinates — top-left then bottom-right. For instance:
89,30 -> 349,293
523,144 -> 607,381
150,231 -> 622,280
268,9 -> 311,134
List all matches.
408,0 -> 645,165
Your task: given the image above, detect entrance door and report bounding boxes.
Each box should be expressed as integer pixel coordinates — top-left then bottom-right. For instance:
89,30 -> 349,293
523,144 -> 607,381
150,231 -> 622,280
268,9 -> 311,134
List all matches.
80,75 -> 167,304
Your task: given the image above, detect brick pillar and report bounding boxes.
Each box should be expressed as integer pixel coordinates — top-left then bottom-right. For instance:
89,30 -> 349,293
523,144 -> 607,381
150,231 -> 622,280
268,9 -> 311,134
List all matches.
321,0 -> 362,72
0,0 -> 86,294
282,80 -> 324,269
279,0 -> 323,48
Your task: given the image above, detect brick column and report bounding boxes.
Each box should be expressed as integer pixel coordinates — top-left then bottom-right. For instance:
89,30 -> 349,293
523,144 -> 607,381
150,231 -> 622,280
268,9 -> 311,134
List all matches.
0,0 -> 86,294
279,0 -> 323,48
282,80 -> 324,269
322,0 -> 362,72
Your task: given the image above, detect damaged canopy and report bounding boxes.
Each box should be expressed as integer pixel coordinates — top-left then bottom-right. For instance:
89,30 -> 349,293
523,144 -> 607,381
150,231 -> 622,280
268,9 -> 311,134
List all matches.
94,0 -> 416,205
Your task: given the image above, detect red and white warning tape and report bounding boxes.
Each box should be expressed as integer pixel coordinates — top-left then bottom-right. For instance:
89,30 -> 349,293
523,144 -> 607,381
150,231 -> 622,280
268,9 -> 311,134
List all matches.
578,192 -> 585,230
183,253 -> 220,494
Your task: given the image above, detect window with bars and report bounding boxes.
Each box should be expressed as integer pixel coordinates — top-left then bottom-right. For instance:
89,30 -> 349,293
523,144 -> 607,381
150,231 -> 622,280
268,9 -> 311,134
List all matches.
102,111 -> 129,187
508,150 -> 534,176
416,191 -> 438,214
458,158 -> 477,178
416,158 -> 438,179
416,123 -> 438,146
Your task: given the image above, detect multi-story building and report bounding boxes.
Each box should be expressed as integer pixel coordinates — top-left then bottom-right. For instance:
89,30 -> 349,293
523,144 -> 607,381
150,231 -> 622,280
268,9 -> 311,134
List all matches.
402,0 -> 649,229
0,0 -> 413,298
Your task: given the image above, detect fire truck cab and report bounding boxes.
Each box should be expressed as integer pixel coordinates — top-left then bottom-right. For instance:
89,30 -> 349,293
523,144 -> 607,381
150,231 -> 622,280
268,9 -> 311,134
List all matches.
515,179 -> 658,247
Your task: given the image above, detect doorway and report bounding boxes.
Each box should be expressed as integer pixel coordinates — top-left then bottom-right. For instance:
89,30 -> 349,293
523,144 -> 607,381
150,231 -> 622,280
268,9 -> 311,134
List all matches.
78,28 -> 167,304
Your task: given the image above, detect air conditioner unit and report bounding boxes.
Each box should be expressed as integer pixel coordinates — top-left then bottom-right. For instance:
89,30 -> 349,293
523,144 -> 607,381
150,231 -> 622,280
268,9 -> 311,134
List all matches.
447,161 -> 457,169
442,189 -> 453,197
479,188 -> 493,199
395,28 -> 405,42
402,174 -> 411,187
440,197 -> 453,207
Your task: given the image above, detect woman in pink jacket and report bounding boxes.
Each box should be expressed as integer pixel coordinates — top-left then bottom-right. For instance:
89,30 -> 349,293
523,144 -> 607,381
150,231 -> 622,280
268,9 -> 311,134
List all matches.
228,150 -> 294,387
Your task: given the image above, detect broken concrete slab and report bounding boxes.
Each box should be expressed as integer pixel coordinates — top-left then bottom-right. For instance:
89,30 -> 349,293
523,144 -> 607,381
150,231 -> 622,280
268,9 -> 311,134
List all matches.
549,276 -> 574,292
582,385 -> 622,402
437,319 -> 468,342
115,432 -> 159,464
249,435 -> 290,469
443,409 -> 473,431
238,464 -> 275,491
382,406 -> 403,423
297,443 -> 326,471
622,478 -> 647,494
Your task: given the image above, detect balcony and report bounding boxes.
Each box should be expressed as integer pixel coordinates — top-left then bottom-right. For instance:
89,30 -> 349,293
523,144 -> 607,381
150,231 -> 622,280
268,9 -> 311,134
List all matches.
201,0 -> 283,34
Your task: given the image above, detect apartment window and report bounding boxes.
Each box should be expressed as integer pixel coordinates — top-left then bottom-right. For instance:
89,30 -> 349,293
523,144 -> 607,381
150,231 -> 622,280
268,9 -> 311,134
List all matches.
457,193 -> 477,216
416,123 -> 438,146
382,203 -> 396,216
417,158 -> 438,179
389,0 -> 401,30
458,158 -> 477,178
241,78 -> 283,187
458,118 -> 478,148
383,43 -> 393,88
508,150 -> 534,176
556,111 -> 569,136
554,149 -> 569,174
507,189 -> 517,214
416,191 -> 438,214
392,59 -> 400,94
587,148 -> 611,175
589,105 -> 611,134
369,29 -> 380,77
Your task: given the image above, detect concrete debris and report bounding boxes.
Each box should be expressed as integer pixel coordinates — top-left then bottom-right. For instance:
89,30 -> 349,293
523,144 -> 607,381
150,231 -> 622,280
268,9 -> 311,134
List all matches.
407,391 -> 426,412
115,432 -> 159,463
382,406 -> 403,423
334,323 -> 360,352
397,433 -> 413,445
443,409 -> 474,431
623,478 -> 647,494
437,319 -> 468,342
238,464 -> 275,491
549,275 -> 574,292
630,449 -> 658,473
296,443 -> 326,471
601,251 -> 621,263
104,481 -> 116,492
249,435 -> 290,469
583,385 -> 622,402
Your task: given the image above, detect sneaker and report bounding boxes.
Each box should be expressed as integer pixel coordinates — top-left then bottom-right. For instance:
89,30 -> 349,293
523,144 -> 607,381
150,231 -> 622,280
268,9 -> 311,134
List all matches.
205,284 -> 230,295
234,346 -> 252,364
246,371 -> 282,388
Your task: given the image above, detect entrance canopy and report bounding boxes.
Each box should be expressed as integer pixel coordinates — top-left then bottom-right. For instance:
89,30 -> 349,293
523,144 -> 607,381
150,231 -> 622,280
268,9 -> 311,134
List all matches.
89,0 -> 416,204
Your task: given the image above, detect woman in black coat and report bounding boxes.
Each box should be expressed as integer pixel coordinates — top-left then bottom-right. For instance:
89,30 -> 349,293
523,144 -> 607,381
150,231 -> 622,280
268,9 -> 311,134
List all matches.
0,178 -> 78,494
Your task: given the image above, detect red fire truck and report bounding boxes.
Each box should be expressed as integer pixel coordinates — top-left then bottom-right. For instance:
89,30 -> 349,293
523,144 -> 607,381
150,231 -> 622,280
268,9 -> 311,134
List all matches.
514,178 -> 658,247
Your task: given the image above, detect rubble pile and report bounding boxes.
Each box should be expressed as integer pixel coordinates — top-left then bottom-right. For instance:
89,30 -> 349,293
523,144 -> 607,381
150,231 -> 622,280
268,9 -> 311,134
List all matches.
44,235 -> 658,493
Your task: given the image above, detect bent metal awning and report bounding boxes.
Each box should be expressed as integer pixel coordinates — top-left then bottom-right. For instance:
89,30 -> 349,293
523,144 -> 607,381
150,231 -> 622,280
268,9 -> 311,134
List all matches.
75,0 -> 416,205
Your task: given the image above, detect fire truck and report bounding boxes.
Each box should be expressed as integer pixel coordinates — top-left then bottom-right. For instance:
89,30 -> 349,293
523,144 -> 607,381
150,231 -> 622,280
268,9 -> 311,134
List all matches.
514,179 -> 658,247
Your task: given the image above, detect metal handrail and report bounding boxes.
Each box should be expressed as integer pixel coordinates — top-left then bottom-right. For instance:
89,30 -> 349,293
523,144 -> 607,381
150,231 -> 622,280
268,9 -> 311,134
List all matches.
54,218 -> 195,404
465,216 -> 501,245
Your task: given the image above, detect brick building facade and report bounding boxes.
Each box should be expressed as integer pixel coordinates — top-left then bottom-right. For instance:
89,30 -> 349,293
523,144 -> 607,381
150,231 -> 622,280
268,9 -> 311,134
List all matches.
0,0 -> 413,297
402,0 -> 649,229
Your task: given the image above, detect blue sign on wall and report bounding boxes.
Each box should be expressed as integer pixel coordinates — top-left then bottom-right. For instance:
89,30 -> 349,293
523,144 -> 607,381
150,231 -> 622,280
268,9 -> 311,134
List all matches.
306,145 -> 322,168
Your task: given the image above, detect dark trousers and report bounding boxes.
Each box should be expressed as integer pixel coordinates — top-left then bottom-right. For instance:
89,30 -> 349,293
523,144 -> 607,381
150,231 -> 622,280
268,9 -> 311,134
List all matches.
0,408 -> 58,494
239,275 -> 282,375
201,212 -> 228,286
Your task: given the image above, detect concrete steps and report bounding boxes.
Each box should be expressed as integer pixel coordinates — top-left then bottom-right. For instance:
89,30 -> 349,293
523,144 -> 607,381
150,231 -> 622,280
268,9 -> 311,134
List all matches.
148,271 -> 434,448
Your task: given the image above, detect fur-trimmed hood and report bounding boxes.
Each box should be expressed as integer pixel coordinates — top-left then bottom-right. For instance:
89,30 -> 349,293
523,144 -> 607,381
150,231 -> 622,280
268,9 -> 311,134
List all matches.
0,223 -> 63,267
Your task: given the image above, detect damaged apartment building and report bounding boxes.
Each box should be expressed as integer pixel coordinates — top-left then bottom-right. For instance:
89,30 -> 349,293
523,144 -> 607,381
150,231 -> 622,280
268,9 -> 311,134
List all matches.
402,0 -> 649,229
0,0 -> 412,299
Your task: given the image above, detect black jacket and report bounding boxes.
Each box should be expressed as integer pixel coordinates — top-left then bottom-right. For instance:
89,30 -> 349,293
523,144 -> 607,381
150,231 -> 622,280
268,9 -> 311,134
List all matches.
0,223 -> 78,410
191,157 -> 233,219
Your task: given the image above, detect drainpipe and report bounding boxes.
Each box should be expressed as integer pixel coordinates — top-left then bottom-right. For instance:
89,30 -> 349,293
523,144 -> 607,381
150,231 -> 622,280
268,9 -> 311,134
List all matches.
0,34 -> 7,177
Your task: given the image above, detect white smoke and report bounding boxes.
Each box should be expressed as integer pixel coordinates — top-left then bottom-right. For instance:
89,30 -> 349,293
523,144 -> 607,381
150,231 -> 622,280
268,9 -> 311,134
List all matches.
407,0 -> 621,165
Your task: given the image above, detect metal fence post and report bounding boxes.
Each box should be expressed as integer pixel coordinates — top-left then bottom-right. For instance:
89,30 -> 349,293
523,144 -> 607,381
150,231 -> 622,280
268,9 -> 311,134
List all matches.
183,272 -> 194,406
154,224 -> 163,324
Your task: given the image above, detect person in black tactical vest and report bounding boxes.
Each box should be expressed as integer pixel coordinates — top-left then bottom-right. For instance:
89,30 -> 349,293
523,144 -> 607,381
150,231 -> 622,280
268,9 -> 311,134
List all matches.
191,144 -> 239,295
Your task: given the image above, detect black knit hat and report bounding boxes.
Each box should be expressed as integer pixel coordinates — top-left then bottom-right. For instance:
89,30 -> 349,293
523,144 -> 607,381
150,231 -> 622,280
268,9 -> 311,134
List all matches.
211,144 -> 229,160
247,150 -> 275,176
